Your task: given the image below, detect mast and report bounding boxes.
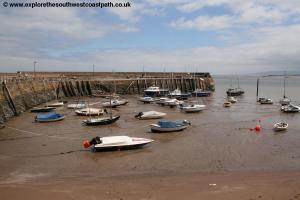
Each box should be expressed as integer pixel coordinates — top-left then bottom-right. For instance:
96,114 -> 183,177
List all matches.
256,78 -> 259,102
283,71 -> 286,98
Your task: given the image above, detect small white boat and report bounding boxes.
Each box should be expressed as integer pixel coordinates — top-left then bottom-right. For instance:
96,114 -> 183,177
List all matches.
228,96 -> 237,103
135,111 -> 166,120
83,136 -> 154,151
155,97 -> 169,105
259,98 -> 273,104
180,104 -> 206,113
163,98 -> 178,107
48,102 -> 64,107
224,101 -> 232,107
75,108 -> 104,116
281,104 -> 300,113
102,100 -> 121,108
150,120 -> 191,133
117,99 -> 128,105
273,122 -> 288,131
139,96 -> 154,103
67,103 -> 86,109
280,97 -> 291,106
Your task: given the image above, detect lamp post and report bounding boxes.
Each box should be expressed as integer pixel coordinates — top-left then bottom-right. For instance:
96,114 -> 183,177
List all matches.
33,61 -> 37,78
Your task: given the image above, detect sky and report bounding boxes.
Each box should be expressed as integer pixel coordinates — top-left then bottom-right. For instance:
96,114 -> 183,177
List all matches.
1,0 -> 300,74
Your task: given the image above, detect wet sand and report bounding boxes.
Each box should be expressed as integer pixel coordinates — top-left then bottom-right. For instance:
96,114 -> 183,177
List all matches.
1,89 -> 300,199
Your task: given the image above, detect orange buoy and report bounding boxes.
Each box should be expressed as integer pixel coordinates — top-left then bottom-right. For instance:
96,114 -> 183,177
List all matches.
255,125 -> 261,132
83,140 -> 91,148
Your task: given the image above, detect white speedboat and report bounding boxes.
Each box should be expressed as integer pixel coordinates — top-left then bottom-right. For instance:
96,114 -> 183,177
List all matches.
67,103 -> 86,109
180,104 -> 206,113
83,136 -> 153,151
135,111 -> 166,120
273,122 -> 288,131
150,120 -> 191,133
139,96 -> 154,103
75,108 -> 104,116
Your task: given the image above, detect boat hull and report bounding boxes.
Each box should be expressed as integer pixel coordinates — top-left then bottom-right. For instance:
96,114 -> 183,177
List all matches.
83,116 -> 120,126
35,116 -> 65,122
31,107 -> 55,112
150,124 -> 188,133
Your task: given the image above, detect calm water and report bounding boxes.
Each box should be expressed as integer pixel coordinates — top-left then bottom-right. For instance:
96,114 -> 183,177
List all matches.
0,75 -> 300,185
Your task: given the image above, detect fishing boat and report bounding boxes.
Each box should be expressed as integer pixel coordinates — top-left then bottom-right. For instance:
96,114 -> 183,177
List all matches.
48,102 -> 64,107
67,103 -> 86,109
191,89 -> 211,97
150,120 -> 191,133
135,111 -> 166,120
35,112 -> 65,122
75,108 -> 104,116
168,89 -> 191,100
31,106 -> 55,112
83,136 -> 154,151
259,98 -> 273,104
281,104 -> 300,113
139,96 -> 154,103
273,122 -> 288,131
180,104 -> 206,113
144,86 -> 169,97
82,115 -> 120,126
228,96 -> 237,103
224,101 -> 232,107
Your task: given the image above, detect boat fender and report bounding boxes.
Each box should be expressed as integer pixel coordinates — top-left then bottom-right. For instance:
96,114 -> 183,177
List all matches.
255,125 -> 261,132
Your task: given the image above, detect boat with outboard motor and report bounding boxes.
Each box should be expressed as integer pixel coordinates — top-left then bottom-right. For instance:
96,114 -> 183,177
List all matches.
83,136 -> 153,151
135,111 -> 166,120
150,120 -> 191,133
34,112 -> 65,122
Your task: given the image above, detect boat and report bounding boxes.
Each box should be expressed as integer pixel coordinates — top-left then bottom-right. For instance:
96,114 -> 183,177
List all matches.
279,73 -> 291,106
228,96 -> 237,103
83,136 -> 154,151
82,115 -> 120,126
48,102 -> 64,107
139,96 -> 154,103
226,88 -> 244,96
224,101 -> 232,107
163,98 -> 178,107
102,99 -> 121,108
273,122 -> 288,131
155,97 -> 169,105
180,104 -> 206,113
116,99 -> 128,105
35,112 -> 65,122
144,86 -> 169,97
31,106 -> 55,112
191,89 -> 211,97
67,103 -> 86,109
75,108 -> 104,116
150,120 -> 191,133
281,104 -> 300,113
259,98 -> 273,104
168,89 -> 191,100
135,111 -> 166,120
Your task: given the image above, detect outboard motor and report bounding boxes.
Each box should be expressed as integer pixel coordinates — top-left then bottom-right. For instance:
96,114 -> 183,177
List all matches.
134,112 -> 143,118
83,136 -> 102,148
183,120 -> 191,125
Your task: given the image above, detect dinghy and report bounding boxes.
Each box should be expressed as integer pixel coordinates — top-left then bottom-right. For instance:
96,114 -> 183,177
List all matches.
82,115 -> 120,126
224,101 -> 232,107
31,106 -> 55,112
259,98 -> 273,104
102,100 -> 121,108
83,136 -> 153,151
48,102 -> 64,107
150,120 -> 191,133
67,103 -> 86,109
75,108 -> 104,116
180,104 -> 206,113
35,112 -> 65,122
135,111 -> 166,120
273,122 -> 288,131
228,96 -> 237,103
139,96 -> 154,103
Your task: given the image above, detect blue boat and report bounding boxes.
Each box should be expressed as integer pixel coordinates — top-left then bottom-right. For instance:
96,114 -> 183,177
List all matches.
150,120 -> 191,133
191,89 -> 211,97
35,112 -> 65,122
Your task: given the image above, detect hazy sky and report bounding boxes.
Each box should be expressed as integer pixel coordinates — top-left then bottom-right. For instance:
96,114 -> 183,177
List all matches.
1,0 -> 300,74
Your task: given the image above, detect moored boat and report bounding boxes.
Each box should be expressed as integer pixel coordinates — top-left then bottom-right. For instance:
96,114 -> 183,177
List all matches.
135,111 -> 166,120
75,108 -> 104,116
102,99 -> 121,108
273,122 -> 288,131
228,96 -> 237,103
67,103 -> 86,109
35,112 -> 65,122
168,89 -> 191,100
139,96 -> 154,103
224,101 -> 232,107
191,89 -> 211,97
144,86 -> 169,97
150,120 -> 191,133
226,88 -> 244,96
82,116 -> 120,126
180,104 -> 206,113
48,102 -> 64,107
31,106 -> 56,112
259,98 -> 273,104
281,104 -> 300,113
83,136 -> 153,151
279,97 -> 291,106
